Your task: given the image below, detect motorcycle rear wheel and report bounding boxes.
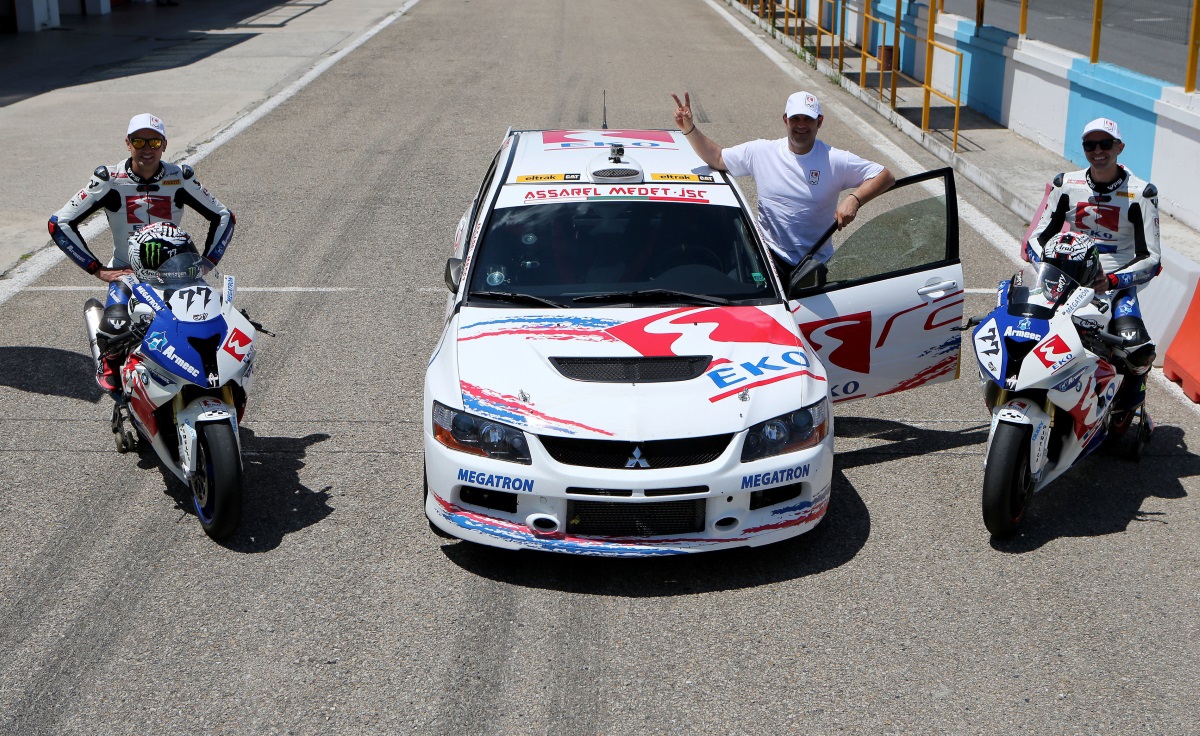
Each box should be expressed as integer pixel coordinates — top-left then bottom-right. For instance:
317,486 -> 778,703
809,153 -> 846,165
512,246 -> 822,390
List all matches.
982,422 -> 1033,536
191,423 -> 243,540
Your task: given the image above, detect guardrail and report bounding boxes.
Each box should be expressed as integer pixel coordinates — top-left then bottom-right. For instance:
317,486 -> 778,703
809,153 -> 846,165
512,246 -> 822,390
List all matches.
734,0 -> 965,151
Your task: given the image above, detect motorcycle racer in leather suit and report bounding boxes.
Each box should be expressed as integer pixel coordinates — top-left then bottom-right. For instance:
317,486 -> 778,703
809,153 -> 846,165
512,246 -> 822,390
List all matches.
48,113 -> 235,391
1026,117 -> 1160,433
48,114 -> 234,294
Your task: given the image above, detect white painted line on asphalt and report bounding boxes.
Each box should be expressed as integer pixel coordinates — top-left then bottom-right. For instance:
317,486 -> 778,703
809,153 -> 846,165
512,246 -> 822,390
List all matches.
23,286 -> 355,292
705,0 -> 1025,269
0,0 -> 424,309
239,287 -> 356,292
963,288 -> 996,295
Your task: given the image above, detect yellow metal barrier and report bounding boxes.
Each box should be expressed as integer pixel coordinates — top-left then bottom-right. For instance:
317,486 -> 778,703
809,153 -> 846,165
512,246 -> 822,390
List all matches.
733,0 -> 965,151
1188,0 -> 1200,93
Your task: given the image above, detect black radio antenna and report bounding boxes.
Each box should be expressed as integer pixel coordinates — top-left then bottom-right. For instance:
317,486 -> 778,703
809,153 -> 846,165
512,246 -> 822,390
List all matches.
602,90 -> 608,130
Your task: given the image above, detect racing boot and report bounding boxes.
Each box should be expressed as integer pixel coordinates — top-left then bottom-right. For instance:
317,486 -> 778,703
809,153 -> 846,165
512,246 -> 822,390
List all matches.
96,356 -> 121,393
94,302 -> 132,394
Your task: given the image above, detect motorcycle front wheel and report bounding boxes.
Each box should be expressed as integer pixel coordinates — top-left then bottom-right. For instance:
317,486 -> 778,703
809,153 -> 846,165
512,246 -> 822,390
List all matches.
982,422 -> 1033,536
191,422 -> 243,540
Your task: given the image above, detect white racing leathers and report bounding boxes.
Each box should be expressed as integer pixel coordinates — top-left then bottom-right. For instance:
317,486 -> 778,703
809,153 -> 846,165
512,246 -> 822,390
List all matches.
1026,165 -> 1161,290
49,159 -> 235,274
1026,165 -> 1161,414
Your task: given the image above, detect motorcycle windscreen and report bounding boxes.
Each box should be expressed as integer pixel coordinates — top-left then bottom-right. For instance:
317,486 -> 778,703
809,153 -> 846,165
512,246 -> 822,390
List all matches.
790,168 -> 963,403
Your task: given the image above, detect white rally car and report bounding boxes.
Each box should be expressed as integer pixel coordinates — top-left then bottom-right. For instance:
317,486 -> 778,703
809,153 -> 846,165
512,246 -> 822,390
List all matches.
424,129 -> 963,556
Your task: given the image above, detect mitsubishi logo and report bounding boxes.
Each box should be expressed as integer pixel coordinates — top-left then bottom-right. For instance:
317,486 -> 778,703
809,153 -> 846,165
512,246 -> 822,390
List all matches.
625,447 -> 650,469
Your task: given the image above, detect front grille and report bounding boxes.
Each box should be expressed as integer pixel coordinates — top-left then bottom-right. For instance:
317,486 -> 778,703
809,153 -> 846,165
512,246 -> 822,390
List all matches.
567,499 -> 706,536
459,486 -> 518,513
538,434 -> 733,469
551,356 -> 712,383
591,167 -> 640,178
749,482 -> 804,510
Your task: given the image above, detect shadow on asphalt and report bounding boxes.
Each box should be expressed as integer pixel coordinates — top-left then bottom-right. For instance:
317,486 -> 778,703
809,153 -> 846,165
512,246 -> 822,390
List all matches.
440,466 -> 869,596
152,427 -> 333,552
1,0 -> 284,107
0,346 -> 104,403
991,423 -> 1195,553
441,417 -> 997,592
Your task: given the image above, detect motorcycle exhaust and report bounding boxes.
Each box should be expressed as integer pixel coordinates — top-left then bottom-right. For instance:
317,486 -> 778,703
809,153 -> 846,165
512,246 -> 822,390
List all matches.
82,299 -> 105,368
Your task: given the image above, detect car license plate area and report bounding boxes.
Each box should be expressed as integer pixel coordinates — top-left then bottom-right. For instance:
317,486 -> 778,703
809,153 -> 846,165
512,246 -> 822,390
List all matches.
566,499 -> 706,536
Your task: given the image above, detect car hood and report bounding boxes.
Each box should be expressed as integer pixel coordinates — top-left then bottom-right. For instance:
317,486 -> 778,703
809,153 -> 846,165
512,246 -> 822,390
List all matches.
453,305 -> 826,440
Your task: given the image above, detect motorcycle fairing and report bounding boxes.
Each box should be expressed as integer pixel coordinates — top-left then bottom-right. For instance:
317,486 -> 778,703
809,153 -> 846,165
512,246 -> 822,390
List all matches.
176,396 -> 239,478
1017,326 -> 1085,390
990,398 -> 1052,480
1052,359 -> 1121,443
140,312 -> 229,385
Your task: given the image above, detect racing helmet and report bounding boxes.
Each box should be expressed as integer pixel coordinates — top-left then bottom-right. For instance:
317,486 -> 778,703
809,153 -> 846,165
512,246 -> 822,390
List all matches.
127,222 -> 197,280
1043,231 -> 1101,289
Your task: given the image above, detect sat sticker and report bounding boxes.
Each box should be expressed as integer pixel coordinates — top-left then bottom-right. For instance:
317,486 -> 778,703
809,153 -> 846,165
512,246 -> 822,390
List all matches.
516,174 -> 581,183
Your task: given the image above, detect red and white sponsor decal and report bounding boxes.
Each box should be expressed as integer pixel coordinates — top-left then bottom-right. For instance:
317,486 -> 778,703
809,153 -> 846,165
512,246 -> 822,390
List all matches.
606,306 -> 800,357
541,130 -> 676,145
223,328 -> 252,361
125,194 -> 172,224
1033,334 -> 1072,368
797,311 -> 872,375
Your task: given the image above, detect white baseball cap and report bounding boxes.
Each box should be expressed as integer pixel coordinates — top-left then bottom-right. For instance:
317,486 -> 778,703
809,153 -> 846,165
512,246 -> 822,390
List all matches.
785,91 -> 822,120
1081,117 -> 1121,140
127,113 -> 167,138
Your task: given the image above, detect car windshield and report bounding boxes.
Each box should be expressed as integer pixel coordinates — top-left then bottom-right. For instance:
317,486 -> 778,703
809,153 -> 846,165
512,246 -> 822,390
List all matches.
145,252 -> 222,290
1006,261 -> 1079,320
466,201 -> 778,306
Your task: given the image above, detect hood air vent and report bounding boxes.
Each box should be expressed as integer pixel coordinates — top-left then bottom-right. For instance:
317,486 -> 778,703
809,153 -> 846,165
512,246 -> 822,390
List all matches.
551,356 -> 712,383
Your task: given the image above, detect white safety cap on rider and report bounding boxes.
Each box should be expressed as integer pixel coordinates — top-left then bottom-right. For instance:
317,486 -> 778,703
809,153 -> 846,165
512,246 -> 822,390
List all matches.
1081,117 -> 1121,141
785,91 -> 822,120
127,113 -> 167,138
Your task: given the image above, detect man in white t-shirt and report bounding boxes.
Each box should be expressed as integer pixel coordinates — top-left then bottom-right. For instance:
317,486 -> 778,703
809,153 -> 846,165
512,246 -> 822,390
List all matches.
671,90 -> 894,270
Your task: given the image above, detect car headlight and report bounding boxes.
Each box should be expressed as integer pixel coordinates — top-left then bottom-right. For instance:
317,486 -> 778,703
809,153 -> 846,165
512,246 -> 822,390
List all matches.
432,401 -> 531,464
740,398 -> 829,462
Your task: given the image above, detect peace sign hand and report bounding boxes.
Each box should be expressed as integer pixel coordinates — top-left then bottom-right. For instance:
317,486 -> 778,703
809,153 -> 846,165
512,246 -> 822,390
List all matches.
671,92 -> 694,134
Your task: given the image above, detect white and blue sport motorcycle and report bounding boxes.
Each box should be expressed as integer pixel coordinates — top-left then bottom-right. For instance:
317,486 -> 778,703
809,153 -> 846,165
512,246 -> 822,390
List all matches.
968,260 -> 1151,536
83,252 -> 266,539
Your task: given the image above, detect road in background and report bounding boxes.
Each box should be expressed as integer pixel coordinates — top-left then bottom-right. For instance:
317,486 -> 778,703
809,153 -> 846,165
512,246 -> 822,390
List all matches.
942,0 -> 1192,85
0,1 -> 1197,733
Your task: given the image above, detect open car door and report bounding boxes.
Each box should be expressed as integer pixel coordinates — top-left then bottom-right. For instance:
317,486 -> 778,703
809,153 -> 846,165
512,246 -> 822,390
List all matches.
789,168 -> 963,404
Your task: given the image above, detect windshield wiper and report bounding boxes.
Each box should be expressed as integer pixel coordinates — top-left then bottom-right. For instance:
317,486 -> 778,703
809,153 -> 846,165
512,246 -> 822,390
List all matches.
573,289 -> 731,306
470,291 -> 566,308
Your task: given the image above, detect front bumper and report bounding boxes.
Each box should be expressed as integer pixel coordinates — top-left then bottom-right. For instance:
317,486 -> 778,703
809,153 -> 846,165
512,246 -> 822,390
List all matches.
423,430 -> 833,557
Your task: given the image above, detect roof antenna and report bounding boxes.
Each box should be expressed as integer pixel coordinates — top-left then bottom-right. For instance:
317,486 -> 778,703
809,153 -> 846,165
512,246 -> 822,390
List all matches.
602,90 -> 608,130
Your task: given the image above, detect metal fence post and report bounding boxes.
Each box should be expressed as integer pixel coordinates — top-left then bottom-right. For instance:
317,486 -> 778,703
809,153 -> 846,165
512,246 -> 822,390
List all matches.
890,0 -> 902,108
1188,0 -> 1200,92
1090,0 -> 1104,63
922,0 -> 938,130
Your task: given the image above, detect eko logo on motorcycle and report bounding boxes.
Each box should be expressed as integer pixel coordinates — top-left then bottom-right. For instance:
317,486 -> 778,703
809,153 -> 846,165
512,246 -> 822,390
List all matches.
222,328 -> 253,361
1033,334 -> 1074,371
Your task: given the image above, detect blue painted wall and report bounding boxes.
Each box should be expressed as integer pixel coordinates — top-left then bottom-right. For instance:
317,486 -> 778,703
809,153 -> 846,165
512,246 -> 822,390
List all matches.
1064,61 -> 1165,179
947,18 -> 1014,122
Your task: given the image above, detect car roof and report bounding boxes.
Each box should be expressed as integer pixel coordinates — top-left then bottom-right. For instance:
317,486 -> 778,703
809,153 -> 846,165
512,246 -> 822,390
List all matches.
505,129 -> 721,184
492,129 -> 742,209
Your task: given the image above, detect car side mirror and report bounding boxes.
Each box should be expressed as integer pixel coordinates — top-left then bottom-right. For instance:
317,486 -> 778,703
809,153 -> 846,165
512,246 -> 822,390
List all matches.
786,260 -> 827,298
445,258 -> 464,292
